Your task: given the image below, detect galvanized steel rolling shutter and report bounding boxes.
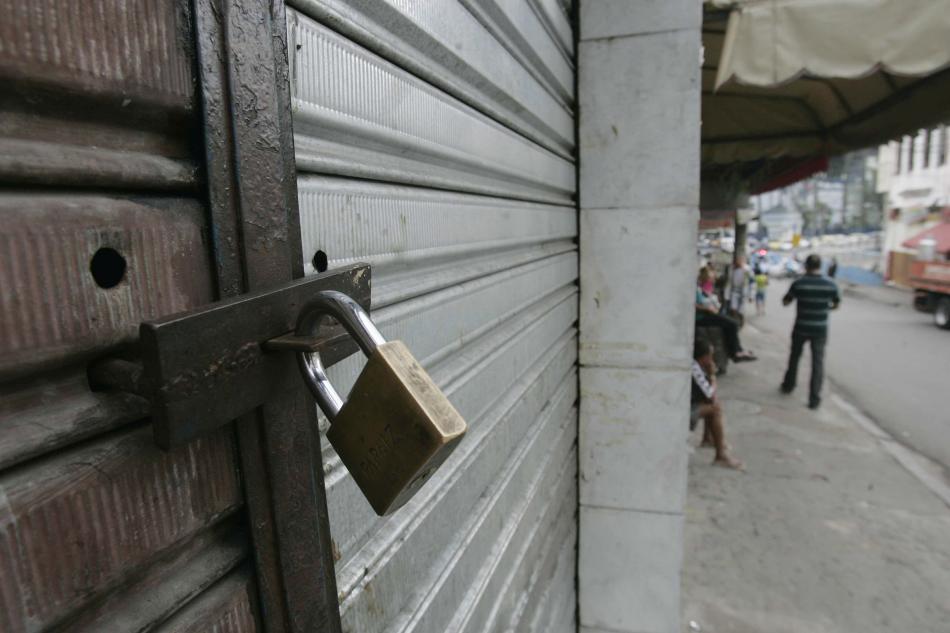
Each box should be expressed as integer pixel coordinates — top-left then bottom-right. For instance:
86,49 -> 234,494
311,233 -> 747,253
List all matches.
284,2 -> 579,632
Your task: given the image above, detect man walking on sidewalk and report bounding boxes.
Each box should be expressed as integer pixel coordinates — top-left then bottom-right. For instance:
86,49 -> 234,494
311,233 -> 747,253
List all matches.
780,254 -> 840,409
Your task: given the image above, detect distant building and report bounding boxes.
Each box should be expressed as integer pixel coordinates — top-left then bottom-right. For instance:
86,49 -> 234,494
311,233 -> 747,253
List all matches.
753,148 -> 881,239
758,202 -> 801,242
840,149 -> 883,230
878,125 -> 950,284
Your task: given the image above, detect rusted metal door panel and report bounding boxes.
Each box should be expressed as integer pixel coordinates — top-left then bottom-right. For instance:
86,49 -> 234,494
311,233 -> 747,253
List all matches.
0,1 -> 339,632
0,370 -> 149,471
0,196 -> 214,380
0,0 -> 194,107
155,569 -> 260,633
0,0 -> 246,627
0,0 -> 198,193
0,426 -> 242,631
37,521 -> 248,633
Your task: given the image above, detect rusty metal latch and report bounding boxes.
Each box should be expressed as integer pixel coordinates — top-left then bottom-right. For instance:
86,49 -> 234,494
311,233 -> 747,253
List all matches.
91,263 -> 372,449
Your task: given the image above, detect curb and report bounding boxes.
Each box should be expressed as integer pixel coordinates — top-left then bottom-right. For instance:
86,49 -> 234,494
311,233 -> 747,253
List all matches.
831,392 -> 950,510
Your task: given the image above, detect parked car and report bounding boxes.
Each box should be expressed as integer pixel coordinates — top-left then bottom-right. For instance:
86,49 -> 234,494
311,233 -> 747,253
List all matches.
784,257 -> 804,277
762,253 -> 802,278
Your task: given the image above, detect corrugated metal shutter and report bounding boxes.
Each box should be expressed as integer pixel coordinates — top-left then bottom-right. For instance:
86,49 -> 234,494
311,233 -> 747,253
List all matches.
0,3 -> 258,631
285,2 -> 578,632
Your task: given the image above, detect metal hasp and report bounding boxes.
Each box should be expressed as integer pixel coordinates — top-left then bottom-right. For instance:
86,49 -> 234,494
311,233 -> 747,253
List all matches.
292,291 -> 468,516
140,264 -> 371,449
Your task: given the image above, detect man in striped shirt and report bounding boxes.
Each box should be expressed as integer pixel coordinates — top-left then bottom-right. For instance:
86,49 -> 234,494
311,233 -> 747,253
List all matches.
780,254 -> 841,409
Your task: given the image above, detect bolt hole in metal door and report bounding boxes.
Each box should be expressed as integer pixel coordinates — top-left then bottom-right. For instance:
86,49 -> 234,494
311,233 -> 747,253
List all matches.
312,249 -> 329,273
89,247 -> 127,288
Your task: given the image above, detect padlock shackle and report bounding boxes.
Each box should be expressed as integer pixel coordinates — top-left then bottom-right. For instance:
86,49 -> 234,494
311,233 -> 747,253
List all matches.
295,290 -> 386,419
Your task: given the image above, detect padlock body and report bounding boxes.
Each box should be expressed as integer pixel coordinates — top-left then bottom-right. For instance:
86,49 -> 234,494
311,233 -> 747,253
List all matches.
327,340 -> 466,515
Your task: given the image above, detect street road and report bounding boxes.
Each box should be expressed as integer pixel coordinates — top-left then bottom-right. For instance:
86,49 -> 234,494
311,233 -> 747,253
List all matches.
748,278 -> 950,469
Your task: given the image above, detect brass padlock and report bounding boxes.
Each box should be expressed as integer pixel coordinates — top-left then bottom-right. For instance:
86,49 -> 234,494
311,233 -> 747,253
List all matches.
294,290 -> 467,515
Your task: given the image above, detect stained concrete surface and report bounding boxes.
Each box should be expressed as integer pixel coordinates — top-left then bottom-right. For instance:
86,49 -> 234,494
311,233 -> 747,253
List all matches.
682,316 -> 950,633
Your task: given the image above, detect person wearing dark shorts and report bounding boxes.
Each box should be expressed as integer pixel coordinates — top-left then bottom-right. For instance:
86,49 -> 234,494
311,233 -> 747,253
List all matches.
780,254 -> 841,409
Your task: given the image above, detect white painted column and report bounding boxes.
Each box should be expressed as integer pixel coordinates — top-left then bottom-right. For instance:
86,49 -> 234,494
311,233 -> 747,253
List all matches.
577,2 -> 701,632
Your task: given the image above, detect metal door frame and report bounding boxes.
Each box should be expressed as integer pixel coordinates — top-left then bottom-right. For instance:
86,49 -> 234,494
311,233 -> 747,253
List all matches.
190,1 -> 341,630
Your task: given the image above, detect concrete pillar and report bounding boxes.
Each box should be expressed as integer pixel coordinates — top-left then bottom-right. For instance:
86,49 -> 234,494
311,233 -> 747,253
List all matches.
577,2 -> 701,632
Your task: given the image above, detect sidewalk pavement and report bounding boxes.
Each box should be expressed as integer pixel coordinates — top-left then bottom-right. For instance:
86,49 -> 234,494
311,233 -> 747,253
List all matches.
681,323 -> 950,633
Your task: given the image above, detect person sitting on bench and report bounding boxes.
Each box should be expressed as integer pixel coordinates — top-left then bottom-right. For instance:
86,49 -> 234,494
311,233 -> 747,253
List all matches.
695,267 -> 756,362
